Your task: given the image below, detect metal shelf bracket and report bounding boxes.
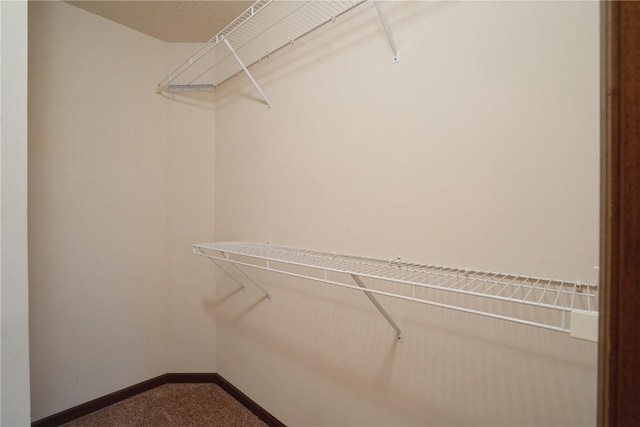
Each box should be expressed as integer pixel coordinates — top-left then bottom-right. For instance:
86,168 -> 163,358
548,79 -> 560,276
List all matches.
228,260 -> 272,300
223,38 -> 272,110
196,246 -> 271,299
351,274 -> 403,341
206,257 -> 246,292
193,242 -> 599,340
157,0 -> 401,97
373,0 -> 399,63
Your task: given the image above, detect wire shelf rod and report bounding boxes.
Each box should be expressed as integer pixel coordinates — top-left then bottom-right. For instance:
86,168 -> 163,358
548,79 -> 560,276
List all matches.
536,279 -> 555,304
185,1 -> 358,89
209,243 -> 598,302
553,282 -> 564,307
351,274 -> 403,341
216,1 -> 267,41
456,271 -> 493,291
197,244 -> 596,314
494,274 -> 528,297
438,275 -> 468,290
401,270 -> 431,284
206,258 -> 246,291
235,3 -> 306,48
227,256 -> 271,300
158,0 -> 273,89
218,242 -> 595,292
158,0 -> 366,92
471,273 -> 508,294
521,277 -> 541,302
193,242 -> 602,340
506,275 -> 531,300
258,246 -> 595,300
220,247 -> 560,294
199,249 -> 571,333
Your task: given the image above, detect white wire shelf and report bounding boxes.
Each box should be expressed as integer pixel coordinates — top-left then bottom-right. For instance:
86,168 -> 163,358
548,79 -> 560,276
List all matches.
157,0 -> 398,107
193,242 -> 598,340
158,1 -> 365,92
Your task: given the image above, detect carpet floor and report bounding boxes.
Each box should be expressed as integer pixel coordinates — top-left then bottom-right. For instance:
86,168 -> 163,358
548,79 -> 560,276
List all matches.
60,383 -> 269,427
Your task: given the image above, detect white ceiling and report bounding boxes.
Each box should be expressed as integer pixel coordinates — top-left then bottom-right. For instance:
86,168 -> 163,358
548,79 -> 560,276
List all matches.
66,1 -> 254,43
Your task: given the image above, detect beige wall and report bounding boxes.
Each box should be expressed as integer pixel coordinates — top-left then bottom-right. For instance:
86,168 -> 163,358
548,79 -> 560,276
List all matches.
214,1 -> 599,426
165,44 -> 217,371
1,1 -> 31,424
28,3 -> 215,420
27,0 -> 600,425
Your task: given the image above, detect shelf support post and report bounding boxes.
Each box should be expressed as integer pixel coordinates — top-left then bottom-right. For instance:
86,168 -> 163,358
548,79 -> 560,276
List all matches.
215,250 -> 271,299
206,258 -> 246,292
223,37 -> 272,109
373,0 -> 399,63
230,262 -> 271,300
351,274 -> 403,341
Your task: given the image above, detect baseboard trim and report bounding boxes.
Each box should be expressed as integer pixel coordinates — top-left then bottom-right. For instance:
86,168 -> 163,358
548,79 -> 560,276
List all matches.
31,374 -> 170,427
31,373 -> 285,427
212,373 -> 286,427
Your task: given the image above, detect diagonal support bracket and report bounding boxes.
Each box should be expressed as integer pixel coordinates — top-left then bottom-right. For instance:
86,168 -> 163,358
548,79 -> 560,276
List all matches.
373,0 -> 399,63
230,262 -> 271,300
223,37 -> 272,109
206,250 -> 271,300
221,251 -> 271,300
351,274 -> 403,341
206,257 -> 246,292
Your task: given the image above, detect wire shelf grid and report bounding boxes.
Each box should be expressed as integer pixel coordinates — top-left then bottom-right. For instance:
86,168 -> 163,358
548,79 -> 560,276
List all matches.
158,0 -> 365,92
194,242 -> 598,334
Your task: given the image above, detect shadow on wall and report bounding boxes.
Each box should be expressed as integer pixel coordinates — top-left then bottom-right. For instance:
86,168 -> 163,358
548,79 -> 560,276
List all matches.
215,273 -> 596,367
206,285 -> 245,310
212,1 -> 459,112
158,90 -> 216,111
206,272 -> 596,425
214,301 -> 453,424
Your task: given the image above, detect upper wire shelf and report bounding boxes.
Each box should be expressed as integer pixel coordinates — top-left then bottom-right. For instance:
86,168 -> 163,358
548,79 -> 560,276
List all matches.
157,0 -> 366,94
194,242 -> 598,339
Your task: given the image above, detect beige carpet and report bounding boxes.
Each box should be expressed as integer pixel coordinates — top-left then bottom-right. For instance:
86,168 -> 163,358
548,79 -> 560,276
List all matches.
61,383 -> 269,427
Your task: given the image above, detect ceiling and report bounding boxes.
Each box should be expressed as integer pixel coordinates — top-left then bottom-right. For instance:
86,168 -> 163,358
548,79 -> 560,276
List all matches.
66,1 -> 254,43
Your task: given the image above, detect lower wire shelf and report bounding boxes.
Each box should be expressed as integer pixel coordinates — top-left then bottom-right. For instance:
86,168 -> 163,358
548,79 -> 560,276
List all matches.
193,242 -> 598,340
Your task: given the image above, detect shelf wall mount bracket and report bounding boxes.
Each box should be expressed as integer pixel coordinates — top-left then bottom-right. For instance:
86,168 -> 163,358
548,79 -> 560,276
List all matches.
194,242 -> 599,339
195,246 -> 271,300
373,0 -> 399,63
206,257 -> 247,292
351,274 -> 403,342
223,37 -> 272,110
223,251 -> 271,300
230,263 -> 272,300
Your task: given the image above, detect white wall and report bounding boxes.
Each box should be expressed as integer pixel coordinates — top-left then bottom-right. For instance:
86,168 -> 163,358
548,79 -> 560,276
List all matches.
214,1 -> 599,425
164,44 -> 217,372
27,1 -> 600,425
28,3 -> 215,420
1,1 -> 31,425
